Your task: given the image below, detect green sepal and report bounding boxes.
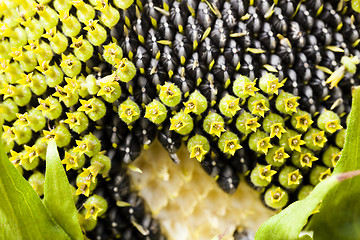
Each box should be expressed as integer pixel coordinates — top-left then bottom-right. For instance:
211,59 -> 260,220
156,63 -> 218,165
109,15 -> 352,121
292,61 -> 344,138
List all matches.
256,170 -> 360,240
308,87 -> 360,240
0,136 -> 71,240
44,140 -> 83,240
255,86 -> 360,240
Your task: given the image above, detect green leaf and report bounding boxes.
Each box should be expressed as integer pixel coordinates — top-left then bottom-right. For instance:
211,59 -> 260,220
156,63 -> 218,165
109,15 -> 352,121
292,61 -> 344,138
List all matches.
43,140 -> 83,240
0,138 -> 70,240
255,86 -> 360,240
352,0 -> 360,12
254,171 -> 355,240
308,86 -> 360,240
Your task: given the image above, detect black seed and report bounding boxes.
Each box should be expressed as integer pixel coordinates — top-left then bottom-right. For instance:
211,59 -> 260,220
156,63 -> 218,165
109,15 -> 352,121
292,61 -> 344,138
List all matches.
256,0 -> 272,17
118,133 -> 141,164
185,52 -> 206,81
222,1 -> 238,31
197,1 -> 216,29
133,46 -> 151,72
283,69 -> 300,96
217,165 -> 240,194
305,0 -> 323,15
295,5 -> 314,31
106,116 -> 129,143
198,37 -> 219,65
108,169 -> 131,200
271,7 -> 288,34
144,0 -> 162,23
161,46 -> 179,74
200,148 -> 224,177
303,35 -> 322,64
133,119 -> 157,147
120,192 -> 146,222
146,28 -> 163,58
320,50 -> 339,71
134,76 -> 157,105
212,55 -> 234,86
309,69 -> 330,99
224,39 -> 242,69
294,52 -> 312,83
199,73 -> 223,102
170,1 -> 189,31
230,0 -> 248,17
240,53 -> 258,80
121,30 -> 140,58
267,54 -> 286,80
251,40 -> 268,65
298,85 -> 317,114
320,3 -> 342,29
324,87 -> 346,115
173,33 -> 192,63
173,66 -> 196,93
234,22 -> 252,49
211,19 -> 229,49
228,147 -> 252,175
147,58 -> 168,86
276,38 -> 295,67
107,208 -> 129,237
341,16 -> 360,44
259,22 -> 277,51
158,15 -> 176,41
332,32 -> 350,56
185,16 -> 204,47
138,213 -> 162,240
134,16 -> 151,43
246,6 -> 262,35
158,122 -> 182,154
312,20 -> 333,46
279,0 -> 297,17
287,21 -> 306,49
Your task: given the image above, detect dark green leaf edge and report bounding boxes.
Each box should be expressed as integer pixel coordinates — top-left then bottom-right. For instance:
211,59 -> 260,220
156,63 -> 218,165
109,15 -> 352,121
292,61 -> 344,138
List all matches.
0,136 -> 70,240
44,140 -> 83,240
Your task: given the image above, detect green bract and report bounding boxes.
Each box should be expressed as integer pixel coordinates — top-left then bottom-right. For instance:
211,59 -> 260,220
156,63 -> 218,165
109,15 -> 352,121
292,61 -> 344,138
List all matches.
0,137 -> 82,240
44,140 -> 83,240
